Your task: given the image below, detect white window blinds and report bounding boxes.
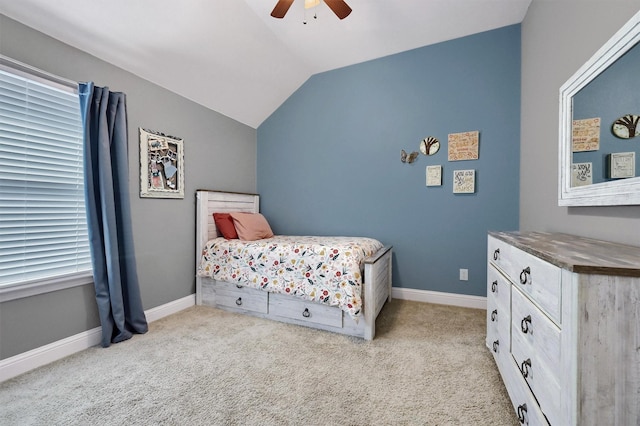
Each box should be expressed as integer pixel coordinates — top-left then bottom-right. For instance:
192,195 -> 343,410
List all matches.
0,64 -> 92,287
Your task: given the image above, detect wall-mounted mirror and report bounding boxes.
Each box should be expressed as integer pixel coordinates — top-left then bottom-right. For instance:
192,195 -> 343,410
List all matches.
559,10 -> 640,206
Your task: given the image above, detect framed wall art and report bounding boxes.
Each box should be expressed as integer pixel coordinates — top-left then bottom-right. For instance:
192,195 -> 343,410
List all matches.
572,117 -> 600,152
571,162 -> 593,187
453,169 -> 475,193
426,165 -> 442,186
139,128 -> 185,199
608,152 -> 636,179
448,131 -> 479,161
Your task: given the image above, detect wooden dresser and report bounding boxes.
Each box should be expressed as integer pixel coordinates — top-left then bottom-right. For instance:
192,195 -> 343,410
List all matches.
486,231 -> 640,426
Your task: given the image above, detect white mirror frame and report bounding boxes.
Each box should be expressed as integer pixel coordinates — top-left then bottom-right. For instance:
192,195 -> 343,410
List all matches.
559,10 -> 640,206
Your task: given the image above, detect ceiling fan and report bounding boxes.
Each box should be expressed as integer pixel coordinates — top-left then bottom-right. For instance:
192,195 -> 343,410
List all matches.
270,0 -> 352,20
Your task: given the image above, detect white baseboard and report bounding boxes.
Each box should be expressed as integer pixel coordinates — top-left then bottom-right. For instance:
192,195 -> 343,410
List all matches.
0,326 -> 103,384
392,287 -> 487,310
144,294 -> 196,323
0,294 -> 196,383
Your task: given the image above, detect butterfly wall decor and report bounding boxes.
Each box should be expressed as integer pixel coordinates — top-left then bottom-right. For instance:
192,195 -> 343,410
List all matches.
401,149 -> 419,164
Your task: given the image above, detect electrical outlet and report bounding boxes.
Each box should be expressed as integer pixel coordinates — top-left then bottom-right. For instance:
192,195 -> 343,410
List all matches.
459,269 -> 468,281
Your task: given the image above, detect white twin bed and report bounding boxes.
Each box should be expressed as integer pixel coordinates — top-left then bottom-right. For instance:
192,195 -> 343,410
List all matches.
195,190 -> 393,340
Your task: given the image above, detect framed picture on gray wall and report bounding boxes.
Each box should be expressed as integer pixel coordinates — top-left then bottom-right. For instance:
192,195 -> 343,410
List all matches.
139,128 -> 185,198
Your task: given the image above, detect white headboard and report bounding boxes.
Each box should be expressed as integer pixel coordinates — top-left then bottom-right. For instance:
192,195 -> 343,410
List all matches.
195,190 -> 259,269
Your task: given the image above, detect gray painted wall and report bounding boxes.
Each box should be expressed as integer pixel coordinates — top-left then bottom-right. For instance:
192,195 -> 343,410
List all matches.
520,0 -> 640,244
257,26 -> 521,298
0,15 -> 257,359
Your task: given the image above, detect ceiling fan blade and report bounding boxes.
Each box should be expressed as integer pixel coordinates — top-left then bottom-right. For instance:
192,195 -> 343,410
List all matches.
323,0 -> 352,19
271,0 -> 295,18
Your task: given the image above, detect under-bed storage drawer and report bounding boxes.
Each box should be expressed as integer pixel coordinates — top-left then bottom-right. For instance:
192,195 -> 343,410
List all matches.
212,281 -> 268,314
268,293 -> 343,328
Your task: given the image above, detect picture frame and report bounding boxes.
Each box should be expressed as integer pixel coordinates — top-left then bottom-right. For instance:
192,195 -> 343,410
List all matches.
453,169 -> 475,193
571,162 -> 593,187
426,165 -> 442,186
608,152 -> 636,179
139,128 -> 185,199
448,131 -> 479,161
571,117 -> 600,152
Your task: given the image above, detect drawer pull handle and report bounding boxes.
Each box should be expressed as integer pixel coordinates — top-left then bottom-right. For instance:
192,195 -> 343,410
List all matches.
521,315 -> 532,334
235,297 -> 242,306
492,340 -> 499,353
517,403 -> 527,424
520,358 -> 532,378
302,308 -> 311,318
236,284 -> 243,289
493,248 -> 500,261
491,309 -> 498,322
519,267 -> 531,284
491,280 -> 498,292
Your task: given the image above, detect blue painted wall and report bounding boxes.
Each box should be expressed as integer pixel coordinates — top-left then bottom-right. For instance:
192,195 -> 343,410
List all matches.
257,25 -> 521,297
573,42 -> 640,183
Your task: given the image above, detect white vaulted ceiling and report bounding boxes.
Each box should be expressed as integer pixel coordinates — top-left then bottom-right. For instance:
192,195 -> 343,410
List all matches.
0,0 -> 531,128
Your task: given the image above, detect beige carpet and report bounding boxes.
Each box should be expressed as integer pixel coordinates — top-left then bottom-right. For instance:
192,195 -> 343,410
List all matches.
0,299 -> 517,425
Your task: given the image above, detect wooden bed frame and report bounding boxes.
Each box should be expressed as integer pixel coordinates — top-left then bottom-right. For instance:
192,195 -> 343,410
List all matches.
195,190 -> 393,340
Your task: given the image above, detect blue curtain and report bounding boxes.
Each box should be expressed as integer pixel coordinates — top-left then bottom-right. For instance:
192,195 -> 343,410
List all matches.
79,82 -> 148,348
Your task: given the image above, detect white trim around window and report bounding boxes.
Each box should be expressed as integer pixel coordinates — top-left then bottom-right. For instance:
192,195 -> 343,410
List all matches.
0,272 -> 94,302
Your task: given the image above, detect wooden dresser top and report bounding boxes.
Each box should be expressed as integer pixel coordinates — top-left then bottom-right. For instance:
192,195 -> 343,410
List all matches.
489,231 -> 640,277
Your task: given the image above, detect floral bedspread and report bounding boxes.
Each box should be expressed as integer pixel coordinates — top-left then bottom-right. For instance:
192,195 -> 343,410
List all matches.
197,236 -> 384,319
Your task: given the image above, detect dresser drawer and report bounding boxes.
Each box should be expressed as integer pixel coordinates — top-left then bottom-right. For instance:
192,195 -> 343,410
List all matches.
486,330 -> 506,378
501,362 -> 551,426
511,285 -> 561,425
215,281 -> 269,314
486,327 -> 501,359
269,293 -> 343,328
511,298 -> 560,424
488,235 -> 513,275
487,292 -> 510,343
487,311 -> 510,373
508,246 -> 561,324
511,287 -> 561,379
511,336 -> 561,424
488,265 -> 511,312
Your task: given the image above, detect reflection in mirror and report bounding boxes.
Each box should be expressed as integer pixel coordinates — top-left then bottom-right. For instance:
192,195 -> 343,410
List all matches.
559,9 -> 640,206
572,41 -> 640,187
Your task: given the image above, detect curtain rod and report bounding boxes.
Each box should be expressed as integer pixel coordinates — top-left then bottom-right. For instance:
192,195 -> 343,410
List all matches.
0,54 -> 78,93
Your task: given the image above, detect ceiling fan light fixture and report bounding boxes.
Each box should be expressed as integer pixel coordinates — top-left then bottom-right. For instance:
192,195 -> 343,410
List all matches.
271,0 -> 351,20
304,0 -> 320,9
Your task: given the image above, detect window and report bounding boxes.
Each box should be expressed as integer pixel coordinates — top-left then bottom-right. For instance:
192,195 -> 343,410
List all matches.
0,57 -> 92,297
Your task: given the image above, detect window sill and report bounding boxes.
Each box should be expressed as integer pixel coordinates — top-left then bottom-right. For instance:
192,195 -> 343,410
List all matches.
0,273 -> 94,302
